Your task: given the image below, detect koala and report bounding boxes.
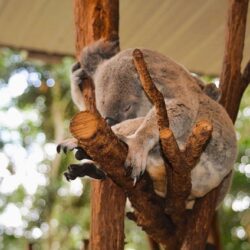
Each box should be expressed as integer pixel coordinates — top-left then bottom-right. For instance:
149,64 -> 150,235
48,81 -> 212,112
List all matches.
58,40 -> 237,203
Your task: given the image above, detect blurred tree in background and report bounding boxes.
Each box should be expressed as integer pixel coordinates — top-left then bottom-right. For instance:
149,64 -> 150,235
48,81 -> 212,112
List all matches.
0,48 -> 249,250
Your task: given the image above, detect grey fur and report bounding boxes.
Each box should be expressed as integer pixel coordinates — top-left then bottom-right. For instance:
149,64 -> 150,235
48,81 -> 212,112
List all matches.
70,40 -> 237,204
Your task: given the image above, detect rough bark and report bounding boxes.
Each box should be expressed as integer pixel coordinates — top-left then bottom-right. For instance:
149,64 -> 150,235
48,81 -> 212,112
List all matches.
132,49 -> 169,129
219,0 -> 249,122
210,213 -> 222,250
73,0 -> 119,59
73,1 -> 126,250
148,237 -> 161,250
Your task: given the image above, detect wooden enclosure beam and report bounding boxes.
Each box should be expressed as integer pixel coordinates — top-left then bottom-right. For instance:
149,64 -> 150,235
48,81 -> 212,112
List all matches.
73,1 -> 126,250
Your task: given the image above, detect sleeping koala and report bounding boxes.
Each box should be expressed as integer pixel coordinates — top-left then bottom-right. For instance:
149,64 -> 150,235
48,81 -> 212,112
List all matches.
58,40 -> 237,202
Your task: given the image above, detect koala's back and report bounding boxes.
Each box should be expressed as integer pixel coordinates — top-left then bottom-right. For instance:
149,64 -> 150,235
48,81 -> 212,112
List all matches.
94,48 -> 202,131
190,94 -> 237,199
95,48 -> 200,96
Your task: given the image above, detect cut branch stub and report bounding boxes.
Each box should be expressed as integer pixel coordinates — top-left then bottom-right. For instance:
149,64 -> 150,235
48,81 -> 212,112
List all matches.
184,120 -> 213,169
160,128 -> 182,173
70,112 -> 99,139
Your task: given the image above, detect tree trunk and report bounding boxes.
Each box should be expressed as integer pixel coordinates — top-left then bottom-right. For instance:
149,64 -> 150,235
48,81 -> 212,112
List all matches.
73,1 -> 126,250
220,0 -> 249,122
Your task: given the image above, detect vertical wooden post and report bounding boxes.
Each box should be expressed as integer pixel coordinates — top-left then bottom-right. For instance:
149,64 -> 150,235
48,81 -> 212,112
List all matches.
220,0 -> 249,122
73,1 -> 126,250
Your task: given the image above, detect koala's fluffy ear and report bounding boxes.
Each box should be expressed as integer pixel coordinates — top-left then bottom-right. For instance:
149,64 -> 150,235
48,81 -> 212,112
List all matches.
80,39 -> 119,76
203,83 -> 222,102
99,39 -> 120,59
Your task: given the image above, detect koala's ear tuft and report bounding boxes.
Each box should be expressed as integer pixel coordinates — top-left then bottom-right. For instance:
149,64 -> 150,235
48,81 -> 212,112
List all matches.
100,39 -> 120,59
203,83 -> 222,102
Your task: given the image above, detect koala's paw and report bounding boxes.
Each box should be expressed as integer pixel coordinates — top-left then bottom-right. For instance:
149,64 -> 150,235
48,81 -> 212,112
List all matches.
57,138 -> 78,154
71,62 -> 90,90
57,139 -> 91,160
64,161 -> 106,181
120,135 -> 149,184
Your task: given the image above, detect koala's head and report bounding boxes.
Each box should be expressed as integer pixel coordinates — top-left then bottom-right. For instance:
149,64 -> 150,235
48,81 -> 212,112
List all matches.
94,51 -> 151,125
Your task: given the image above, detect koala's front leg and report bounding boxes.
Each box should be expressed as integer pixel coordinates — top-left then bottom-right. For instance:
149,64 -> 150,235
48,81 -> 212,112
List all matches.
123,100 -> 195,182
57,139 -> 107,180
122,109 -> 160,181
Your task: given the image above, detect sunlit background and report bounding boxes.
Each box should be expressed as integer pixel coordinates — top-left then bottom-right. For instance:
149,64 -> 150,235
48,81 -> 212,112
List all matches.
0,48 -> 250,250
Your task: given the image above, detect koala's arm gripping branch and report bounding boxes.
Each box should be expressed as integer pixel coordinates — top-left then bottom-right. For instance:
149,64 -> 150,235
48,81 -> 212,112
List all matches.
70,111 -> 175,246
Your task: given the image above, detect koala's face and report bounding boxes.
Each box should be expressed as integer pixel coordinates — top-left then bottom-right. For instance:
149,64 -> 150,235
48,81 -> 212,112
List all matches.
93,49 -> 153,125
95,80 -> 144,125
94,66 -> 150,125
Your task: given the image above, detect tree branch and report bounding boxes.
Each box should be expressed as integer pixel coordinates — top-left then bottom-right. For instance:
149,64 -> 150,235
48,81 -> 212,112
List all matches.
182,1 -> 250,249
219,0 -> 249,122
133,49 -> 169,129
132,49 -> 213,247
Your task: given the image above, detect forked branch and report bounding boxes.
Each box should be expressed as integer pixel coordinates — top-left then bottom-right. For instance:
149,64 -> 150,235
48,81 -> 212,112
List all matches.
132,50 -> 213,248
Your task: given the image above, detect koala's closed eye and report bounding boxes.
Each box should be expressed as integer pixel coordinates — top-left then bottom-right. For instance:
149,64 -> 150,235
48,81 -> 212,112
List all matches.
124,105 -> 132,112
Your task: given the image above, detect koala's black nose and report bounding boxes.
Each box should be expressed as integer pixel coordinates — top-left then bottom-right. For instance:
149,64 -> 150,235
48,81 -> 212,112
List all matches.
105,117 -> 118,126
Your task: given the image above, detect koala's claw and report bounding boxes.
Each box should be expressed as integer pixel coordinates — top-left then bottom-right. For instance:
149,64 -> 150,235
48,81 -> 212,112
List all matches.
64,162 -> 106,181
133,177 -> 138,186
120,135 -> 149,182
57,138 -> 78,154
124,153 -> 147,182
